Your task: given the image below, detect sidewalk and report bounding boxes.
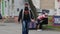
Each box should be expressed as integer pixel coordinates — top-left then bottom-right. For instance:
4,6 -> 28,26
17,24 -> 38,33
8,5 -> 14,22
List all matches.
0,23 -> 60,34
0,23 -> 21,34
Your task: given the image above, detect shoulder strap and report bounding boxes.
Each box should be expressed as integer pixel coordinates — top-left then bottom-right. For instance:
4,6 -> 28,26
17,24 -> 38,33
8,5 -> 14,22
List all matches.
22,9 -> 24,20
29,10 -> 31,20
29,10 -> 34,19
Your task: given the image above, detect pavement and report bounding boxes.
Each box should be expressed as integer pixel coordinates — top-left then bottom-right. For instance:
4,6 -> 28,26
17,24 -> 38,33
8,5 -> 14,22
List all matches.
0,23 -> 60,34
0,23 -> 21,34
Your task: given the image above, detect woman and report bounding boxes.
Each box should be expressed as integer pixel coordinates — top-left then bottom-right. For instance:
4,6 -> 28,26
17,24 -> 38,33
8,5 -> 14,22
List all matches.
36,13 -> 48,31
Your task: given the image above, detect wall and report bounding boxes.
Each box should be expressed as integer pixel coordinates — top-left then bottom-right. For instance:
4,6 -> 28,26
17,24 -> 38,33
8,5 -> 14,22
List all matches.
1,0 -> 4,16
40,0 -> 55,9
55,0 -> 60,15
14,0 -> 24,16
40,0 -> 55,16
1,0 -> 24,17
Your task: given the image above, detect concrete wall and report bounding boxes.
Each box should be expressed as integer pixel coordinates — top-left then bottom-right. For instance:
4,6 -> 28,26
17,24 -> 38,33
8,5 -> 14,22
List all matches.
40,0 -> 55,15
14,0 -> 24,16
32,0 -> 55,15
55,0 -> 60,15
2,0 -> 24,17
4,0 -> 9,16
1,0 -> 56,16
40,0 -> 55,9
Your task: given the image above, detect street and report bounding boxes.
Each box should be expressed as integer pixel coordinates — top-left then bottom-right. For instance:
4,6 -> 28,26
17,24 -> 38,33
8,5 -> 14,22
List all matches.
0,23 -> 60,34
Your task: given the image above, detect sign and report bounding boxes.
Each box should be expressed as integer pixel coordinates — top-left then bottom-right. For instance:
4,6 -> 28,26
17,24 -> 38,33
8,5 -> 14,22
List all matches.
54,16 -> 60,25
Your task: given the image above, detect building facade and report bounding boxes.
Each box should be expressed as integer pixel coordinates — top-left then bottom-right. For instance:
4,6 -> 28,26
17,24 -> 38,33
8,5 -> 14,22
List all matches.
40,0 -> 55,15
40,0 -> 55,9
1,0 -> 24,17
32,0 -> 55,15
0,0 -> 60,17
40,0 -> 60,15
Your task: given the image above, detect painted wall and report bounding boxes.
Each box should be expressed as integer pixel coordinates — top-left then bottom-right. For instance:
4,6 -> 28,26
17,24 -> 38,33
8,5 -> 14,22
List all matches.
1,0 -> 12,16
1,0 -> 5,16
55,0 -> 60,15
1,0 -> 24,17
14,0 -> 24,16
4,0 -> 9,16
40,0 -> 55,9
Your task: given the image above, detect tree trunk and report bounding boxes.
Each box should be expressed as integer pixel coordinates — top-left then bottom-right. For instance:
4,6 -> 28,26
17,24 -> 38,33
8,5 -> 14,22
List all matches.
28,0 -> 37,20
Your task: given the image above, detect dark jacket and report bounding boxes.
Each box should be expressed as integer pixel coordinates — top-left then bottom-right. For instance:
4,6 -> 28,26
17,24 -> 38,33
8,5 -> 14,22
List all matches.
0,13 -> 2,19
18,9 -> 34,22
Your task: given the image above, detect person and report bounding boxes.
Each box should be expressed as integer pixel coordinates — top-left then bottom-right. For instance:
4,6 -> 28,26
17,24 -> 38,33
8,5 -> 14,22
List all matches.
36,12 -> 48,31
18,3 -> 34,34
42,12 -> 48,25
0,13 -> 2,19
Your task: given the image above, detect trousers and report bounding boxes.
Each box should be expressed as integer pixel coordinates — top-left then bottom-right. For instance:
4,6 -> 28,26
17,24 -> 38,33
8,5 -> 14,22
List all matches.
22,20 -> 30,34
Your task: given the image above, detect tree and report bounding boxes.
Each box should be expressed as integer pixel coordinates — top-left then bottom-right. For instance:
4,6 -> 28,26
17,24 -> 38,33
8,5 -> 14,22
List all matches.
28,0 -> 37,20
